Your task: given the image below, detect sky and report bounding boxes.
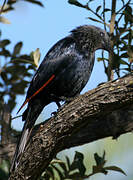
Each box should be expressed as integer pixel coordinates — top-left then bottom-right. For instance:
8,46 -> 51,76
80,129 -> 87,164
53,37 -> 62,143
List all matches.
1,1 -> 133,180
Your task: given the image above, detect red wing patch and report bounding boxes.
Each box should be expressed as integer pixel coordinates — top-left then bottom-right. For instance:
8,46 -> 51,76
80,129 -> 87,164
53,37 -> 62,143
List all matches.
17,74 -> 55,114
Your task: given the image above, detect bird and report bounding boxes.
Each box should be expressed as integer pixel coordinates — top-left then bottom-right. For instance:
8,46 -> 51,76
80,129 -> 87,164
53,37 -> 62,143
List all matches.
10,25 -> 112,172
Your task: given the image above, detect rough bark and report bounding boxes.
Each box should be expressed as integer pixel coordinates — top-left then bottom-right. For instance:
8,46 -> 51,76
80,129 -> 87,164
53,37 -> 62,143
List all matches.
0,104 -> 16,163
9,73 -> 133,180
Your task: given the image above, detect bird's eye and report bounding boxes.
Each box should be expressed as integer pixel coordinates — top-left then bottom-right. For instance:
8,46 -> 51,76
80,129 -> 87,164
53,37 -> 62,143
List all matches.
100,32 -> 104,37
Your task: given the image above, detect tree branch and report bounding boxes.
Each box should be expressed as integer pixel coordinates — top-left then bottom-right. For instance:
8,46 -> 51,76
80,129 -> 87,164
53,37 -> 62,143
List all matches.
9,73 -> 133,180
0,104 -> 16,163
108,0 -> 116,81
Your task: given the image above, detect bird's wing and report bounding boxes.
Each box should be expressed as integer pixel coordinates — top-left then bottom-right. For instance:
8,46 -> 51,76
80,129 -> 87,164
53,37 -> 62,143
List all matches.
17,53 -> 78,113
44,35 -> 75,61
17,35 -> 75,113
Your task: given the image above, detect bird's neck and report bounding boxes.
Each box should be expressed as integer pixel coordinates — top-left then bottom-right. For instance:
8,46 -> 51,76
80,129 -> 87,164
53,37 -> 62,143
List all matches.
75,43 -> 95,59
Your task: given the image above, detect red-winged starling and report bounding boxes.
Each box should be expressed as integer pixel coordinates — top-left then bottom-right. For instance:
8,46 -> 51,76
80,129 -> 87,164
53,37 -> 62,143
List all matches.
10,25 -> 112,172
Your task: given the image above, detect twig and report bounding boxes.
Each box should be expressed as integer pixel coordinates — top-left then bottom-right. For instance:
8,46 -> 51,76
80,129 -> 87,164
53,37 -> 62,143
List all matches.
108,0 -> 116,81
103,0 -> 107,31
0,0 -> 7,15
11,115 -> 22,120
85,2 -> 105,22
116,0 -> 131,14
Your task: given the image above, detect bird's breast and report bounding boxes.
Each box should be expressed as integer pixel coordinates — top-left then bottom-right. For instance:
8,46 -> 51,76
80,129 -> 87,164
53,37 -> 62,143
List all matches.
53,55 -> 95,98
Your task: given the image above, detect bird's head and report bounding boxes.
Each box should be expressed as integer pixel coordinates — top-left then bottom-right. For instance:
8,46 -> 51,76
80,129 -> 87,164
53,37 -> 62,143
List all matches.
71,25 -> 112,55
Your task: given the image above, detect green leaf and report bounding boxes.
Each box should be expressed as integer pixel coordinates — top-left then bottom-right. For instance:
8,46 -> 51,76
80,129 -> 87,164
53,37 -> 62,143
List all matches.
13,42 -> 23,56
12,55 -> 35,66
31,48 -> 41,67
104,166 -> 126,176
74,151 -> 84,161
120,0 -> 125,6
0,39 -> 10,48
11,80 -> 29,94
6,65 -> 17,73
121,52 -> 129,58
92,151 -> 109,175
121,33 -> 129,40
6,64 -> 26,76
121,67 -> 132,72
71,151 -> 86,176
51,164 -> 64,179
43,166 -> 54,179
1,72 -> 8,82
103,8 -> 111,12
68,0 -> 84,8
0,16 -> 11,24
8,98 -> 16,111
65,156 -> 71,170
96,5 -> 101,13
58,161 -> 68,173
0,82 -> 3,87
118,27 -> 128,35
24,0 -> 44,7
94,152 -> 106,166
121,45 -> 128,51
19,54 -> 33,61
119,59 -> 129,65
28,64 -> 36,70
12,58 -> 37,70
97,57 -> 108,62
0,168 -> 9,180
124,5 -> 133,24
51,158 -> 67,171
88,17 -> 103,23
0,160 -> 10,174
0,48 -> 11,57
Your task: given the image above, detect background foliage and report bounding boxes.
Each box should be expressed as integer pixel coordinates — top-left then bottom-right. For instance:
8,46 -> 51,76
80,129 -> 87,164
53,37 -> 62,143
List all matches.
0,0 -> 133,179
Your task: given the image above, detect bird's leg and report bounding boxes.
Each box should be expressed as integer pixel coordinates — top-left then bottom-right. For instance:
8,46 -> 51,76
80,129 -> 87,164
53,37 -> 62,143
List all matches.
51,94 -> 78,116
50,93 -> 62,116
51,101 -> 61,116
56,96 -> 79,110
56,101 -> 61,108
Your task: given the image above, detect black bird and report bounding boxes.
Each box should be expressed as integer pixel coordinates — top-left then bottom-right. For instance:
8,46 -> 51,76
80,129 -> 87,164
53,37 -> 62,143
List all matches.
10,25 -> 111,172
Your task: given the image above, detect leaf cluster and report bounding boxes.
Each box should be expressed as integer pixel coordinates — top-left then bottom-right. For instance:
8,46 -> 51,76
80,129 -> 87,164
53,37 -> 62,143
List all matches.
0,32 -> 41,112
40,151 -> 126,180
0,151 -> 126,180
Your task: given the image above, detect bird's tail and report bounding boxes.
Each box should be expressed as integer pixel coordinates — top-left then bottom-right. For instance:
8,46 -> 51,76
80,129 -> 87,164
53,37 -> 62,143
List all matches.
10,107 -> 33,173
10,102 -> 44,173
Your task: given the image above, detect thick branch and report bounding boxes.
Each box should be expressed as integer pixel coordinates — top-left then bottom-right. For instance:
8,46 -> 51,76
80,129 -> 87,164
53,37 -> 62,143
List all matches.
9,74 -> 133,180
0,104 -> 16,163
